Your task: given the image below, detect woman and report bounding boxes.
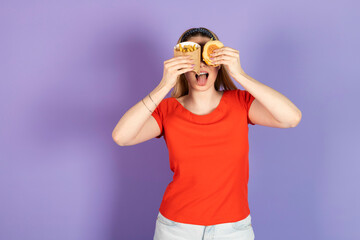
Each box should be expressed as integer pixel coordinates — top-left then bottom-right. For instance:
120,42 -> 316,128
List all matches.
112,27 -> 302,240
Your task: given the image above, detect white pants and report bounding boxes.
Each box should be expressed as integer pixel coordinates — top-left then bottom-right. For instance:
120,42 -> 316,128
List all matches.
153,211 -> 255,240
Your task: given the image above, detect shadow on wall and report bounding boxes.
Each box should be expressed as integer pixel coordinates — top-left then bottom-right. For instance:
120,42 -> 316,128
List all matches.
104,28 -> 173,239
33,24 -> 171,239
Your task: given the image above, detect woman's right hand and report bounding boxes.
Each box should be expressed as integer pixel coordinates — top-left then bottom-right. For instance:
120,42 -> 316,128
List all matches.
160,55 -> 195,88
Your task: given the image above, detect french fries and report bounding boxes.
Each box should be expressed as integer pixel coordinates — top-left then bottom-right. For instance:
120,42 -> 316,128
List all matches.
173,41 -> 201,75
175,44 -> 198,52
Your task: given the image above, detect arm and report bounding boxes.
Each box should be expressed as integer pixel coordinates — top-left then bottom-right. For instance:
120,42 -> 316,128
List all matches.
234,73 -> 302,128
112,82 -> 171,146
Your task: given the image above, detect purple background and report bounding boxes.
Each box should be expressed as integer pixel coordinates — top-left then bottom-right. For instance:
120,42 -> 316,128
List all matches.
1,0 -> 359,239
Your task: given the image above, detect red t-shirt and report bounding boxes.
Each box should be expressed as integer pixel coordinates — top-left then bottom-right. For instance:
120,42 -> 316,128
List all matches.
151,89 -> 255,226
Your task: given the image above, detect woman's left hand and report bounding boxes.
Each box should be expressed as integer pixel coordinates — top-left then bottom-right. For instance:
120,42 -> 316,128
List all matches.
210,46 -> 246,78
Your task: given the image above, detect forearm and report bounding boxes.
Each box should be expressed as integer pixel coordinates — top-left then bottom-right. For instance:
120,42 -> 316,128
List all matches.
234,72 -> 302,124
112,82 -> 171,145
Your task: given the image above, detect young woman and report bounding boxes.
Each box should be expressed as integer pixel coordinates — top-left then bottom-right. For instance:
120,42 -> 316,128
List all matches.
112,27 -> 302,240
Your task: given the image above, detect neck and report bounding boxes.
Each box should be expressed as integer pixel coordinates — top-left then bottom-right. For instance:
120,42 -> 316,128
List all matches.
185,88 -> 222,107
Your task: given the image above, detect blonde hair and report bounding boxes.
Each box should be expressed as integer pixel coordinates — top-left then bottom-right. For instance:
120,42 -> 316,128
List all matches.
171,27 -> 238,98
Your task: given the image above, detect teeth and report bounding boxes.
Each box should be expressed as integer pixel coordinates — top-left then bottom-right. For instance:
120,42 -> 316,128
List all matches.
198,72 -> 207,75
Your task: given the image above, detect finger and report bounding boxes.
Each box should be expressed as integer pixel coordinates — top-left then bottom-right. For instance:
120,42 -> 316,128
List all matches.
167,57 -> 195,68
223,47 -> 238,53
210,52 -> 238,59
210,55 -> 234,63
212,60 -> 230,65
215,46 -> 238,53
211,57 -> 232,64
166,55 -> 192,63
178,67 -> 195,74
212,47 -> 238,56
210,50 -> 238,58
172,62 -> 195,71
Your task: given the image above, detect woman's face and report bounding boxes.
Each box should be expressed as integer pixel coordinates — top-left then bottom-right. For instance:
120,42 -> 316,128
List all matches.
183,36 -> 221,90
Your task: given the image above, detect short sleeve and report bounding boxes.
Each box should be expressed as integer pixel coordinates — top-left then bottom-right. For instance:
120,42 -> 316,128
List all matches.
235,89 -> 256,125
151,99 -> 165,138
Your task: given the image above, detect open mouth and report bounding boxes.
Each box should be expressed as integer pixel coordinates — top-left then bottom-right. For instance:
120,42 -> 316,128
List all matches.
195,72 -> 209,86
195,73 -> 209,80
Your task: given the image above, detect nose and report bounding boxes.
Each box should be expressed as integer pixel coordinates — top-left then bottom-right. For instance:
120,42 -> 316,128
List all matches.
199,43 -> 206,64
198,42 -> 210,66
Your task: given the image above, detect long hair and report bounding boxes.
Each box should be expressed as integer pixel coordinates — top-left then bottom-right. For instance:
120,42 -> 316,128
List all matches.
171,27 -> 238,98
